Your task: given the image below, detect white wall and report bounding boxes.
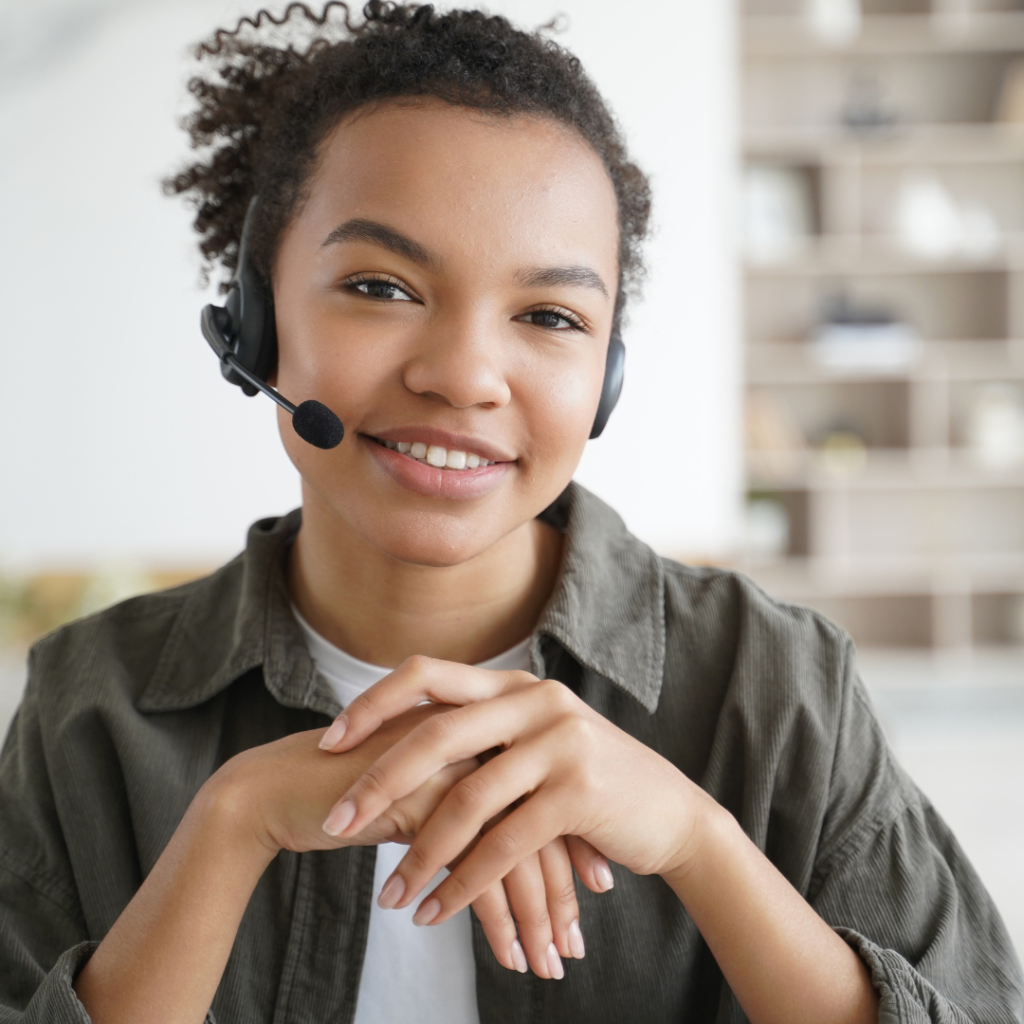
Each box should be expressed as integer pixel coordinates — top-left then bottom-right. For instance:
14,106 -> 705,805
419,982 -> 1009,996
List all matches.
0,0 -> 740,568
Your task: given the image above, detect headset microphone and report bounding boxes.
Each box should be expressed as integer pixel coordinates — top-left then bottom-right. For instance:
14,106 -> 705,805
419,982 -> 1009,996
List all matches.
200,197 -> 345,450
200,305 -> 344,449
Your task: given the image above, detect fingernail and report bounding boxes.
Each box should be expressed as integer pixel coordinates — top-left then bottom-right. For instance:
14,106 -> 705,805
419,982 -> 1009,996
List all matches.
594,860 -> 614,892
412,897 -> 441,926
568,919 -> 585,959
319,716 -> 348,750
378,874 -> 405,910
546,942 -> 564,980
510,939 -> 528,973
322,799 -> 356,837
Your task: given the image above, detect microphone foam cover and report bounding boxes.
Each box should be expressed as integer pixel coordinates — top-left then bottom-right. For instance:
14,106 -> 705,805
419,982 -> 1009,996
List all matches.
292,400 -> 344,449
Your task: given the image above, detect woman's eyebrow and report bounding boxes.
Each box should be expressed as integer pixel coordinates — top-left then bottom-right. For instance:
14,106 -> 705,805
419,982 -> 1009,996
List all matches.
517,265 -> 608,297
321,218 -> 441,270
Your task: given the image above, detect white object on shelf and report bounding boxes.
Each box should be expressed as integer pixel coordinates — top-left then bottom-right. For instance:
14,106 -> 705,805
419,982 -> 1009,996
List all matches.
959,202 -> 1001,261
967,384 -> 1024,469
893,171 -> 1002,262
743,164 -> 813,265
812,322 -> 922,372
895,171 -> 964,260
744,497 -> 790,565
806,0 -> 861,45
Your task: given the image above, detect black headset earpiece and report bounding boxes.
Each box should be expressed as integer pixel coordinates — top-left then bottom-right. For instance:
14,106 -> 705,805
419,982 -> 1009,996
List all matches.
201,197 -> 278,395
590,330 -> 625,439
201,197 -> 344,449
201,196 -> 623,444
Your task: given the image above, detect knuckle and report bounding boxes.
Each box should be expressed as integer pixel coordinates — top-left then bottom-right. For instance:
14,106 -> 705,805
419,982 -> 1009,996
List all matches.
553,878 -> 578,909
385,804 -> 417,837
405,842 -> 433,874
556,709 -> 598,751
445,871 -> 472,903
449,772 -> 490,816
423,709 -> 460,744
350,689 -> 384,724
489,822 -> 524,860
517,904 -> 552,931
401,653 -> 434,676
538,677 -> 577,714
359,761 -> 391,800
481,898 -> 515,930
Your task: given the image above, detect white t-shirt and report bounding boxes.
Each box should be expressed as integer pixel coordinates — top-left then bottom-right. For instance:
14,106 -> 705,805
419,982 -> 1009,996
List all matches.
292,605 -> 532,1024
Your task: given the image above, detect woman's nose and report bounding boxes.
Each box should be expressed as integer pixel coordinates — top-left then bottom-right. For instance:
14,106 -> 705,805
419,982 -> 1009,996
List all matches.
401,318 -> 512,411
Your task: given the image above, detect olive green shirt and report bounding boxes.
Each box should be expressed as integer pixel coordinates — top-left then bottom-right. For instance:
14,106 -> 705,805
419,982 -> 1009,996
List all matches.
1,483 -> 1021,1023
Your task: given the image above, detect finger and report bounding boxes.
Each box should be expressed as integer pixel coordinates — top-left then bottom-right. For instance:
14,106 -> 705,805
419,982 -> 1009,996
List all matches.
469,883 -> 528,975
373,743 -> 553,905
408,791 -> 569,927
502,855 -> 563,980
356,757 -> 480,844
320,655 -> 538,752
323,688 -> 545,839
538,838 -> 584,960
565,834 -> 615,894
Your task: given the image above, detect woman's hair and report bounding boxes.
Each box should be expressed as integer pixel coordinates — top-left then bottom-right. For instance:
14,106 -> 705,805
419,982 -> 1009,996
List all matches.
165,1 -> 651,324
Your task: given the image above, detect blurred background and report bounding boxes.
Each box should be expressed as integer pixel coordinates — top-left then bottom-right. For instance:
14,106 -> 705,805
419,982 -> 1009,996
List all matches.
1,0 -> 1023,959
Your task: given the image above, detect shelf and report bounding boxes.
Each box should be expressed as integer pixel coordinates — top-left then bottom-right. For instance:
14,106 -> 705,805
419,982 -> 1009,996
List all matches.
745,122 -> 1024,165
739,6 -> 1024,654
744,12 -> 1024,57
747,339 -> 1024,384
747,447 -> 1024,491
743,553 -> 1024,599
745,235 -> 1024,275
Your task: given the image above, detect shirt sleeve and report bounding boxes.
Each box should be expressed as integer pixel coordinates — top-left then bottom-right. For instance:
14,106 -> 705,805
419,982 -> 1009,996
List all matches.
0,663 -> 95,1023
808,643 -> 1024,1023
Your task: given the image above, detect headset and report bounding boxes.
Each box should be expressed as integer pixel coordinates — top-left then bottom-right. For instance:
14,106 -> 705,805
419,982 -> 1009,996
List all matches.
201,198 -> 625,448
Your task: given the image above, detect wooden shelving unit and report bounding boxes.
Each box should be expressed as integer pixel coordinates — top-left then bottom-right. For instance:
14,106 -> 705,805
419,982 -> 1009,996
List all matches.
740,0 -> 1024,655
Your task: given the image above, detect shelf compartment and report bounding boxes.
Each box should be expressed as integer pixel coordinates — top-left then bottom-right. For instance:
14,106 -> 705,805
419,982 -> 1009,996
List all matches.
746,122 -> 1024,165
745,271 -> 1007,341
747,338 -> 1024,384
744,12 -> 1024,57
747,447 -> 1024,489
972,591 -> 1024,643
835,485 -> 1024,557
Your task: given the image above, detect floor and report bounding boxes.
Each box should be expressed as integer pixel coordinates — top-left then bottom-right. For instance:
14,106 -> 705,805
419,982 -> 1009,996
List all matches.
1,647 -> 1022,964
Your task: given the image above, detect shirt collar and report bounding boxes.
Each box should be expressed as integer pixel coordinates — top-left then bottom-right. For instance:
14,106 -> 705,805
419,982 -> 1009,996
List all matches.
533,483 -> 666,713
139,483 -> 666,716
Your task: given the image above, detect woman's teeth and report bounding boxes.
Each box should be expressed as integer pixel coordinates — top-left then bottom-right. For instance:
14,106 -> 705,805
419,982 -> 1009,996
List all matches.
379,439 -> 494,470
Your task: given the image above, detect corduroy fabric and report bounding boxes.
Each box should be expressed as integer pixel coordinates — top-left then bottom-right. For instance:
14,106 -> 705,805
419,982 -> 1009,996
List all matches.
1,482 -> 1021,1023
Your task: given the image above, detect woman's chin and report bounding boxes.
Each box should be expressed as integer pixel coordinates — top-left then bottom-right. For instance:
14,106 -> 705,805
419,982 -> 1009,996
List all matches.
338,503 -> 523,569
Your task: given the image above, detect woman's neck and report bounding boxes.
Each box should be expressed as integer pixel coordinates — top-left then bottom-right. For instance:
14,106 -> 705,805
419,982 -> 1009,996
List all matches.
287,492 -> 565,668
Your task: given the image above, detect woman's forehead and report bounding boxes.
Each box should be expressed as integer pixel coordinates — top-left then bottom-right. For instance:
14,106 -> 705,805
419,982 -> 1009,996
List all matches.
294,99 -> 620,278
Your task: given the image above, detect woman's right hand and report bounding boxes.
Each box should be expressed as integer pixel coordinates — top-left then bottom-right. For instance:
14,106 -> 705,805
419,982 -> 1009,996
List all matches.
207,705 -> 599,978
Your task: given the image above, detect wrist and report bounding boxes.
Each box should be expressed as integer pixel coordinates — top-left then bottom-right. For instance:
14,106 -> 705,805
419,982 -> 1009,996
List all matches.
660,790 -> 739,896
194,765 -> 280,876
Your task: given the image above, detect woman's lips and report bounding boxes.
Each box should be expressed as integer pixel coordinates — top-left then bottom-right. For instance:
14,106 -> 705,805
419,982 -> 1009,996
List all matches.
362,434 -> 513,500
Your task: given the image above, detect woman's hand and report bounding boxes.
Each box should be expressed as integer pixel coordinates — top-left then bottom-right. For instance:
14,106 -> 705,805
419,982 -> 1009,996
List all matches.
317,658 -> 880,1024
317,656 -> 711,927
212,705 -> 595,978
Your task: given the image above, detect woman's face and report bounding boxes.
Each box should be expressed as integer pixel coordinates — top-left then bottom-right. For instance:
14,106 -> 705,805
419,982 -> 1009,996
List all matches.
273,99 -> 620,567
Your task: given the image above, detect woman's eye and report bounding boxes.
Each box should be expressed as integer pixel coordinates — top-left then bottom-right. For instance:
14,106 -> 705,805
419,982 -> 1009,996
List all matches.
348,277 -> 414,301
519,309 -> 584,331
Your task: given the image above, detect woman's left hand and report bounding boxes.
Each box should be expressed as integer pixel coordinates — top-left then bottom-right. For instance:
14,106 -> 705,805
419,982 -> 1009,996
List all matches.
318,655 -> 716,928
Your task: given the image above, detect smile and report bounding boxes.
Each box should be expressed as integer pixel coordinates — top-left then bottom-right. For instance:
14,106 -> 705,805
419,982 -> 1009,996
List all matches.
371,438 -> 497,471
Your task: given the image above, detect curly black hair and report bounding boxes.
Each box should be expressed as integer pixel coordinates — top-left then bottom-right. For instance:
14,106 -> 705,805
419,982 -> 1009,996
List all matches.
165,1 -> 651,324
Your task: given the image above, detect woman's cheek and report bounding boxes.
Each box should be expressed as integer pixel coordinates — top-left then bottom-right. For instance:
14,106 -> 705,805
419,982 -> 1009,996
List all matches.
523,354 -> 604,471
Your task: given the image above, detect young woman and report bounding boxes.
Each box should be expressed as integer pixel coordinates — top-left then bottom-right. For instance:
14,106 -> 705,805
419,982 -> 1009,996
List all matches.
1,4 -> 1021,1023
